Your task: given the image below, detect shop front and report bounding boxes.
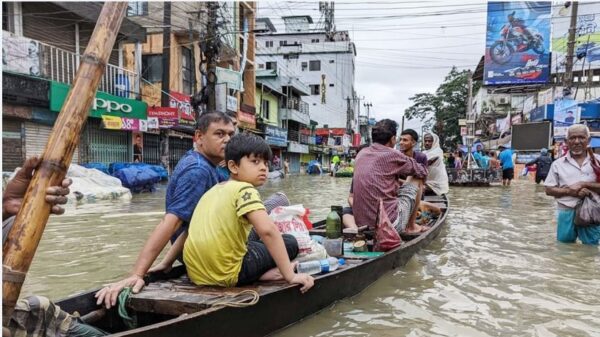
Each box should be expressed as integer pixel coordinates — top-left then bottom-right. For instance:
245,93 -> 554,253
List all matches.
287,141 -> 309,173
50,81 -> 148,164
264,124 -> 287,168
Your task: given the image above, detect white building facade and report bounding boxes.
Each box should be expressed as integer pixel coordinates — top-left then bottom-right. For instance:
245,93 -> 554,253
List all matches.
255,17 -> 358,131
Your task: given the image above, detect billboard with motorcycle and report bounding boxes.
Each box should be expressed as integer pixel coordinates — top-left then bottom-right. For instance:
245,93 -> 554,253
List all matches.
552,2 -> 600,74
484,2 -> 551,85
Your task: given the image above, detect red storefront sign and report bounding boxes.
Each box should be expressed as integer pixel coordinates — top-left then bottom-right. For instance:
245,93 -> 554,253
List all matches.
315,128 -> 346,136
148,106 -> 179,129
237,110 -> 256,129
169,91 -> 195,126
353,133 -> 361,147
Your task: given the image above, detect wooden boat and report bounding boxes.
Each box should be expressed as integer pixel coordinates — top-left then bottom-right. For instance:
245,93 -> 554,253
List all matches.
56,194 -> 449,337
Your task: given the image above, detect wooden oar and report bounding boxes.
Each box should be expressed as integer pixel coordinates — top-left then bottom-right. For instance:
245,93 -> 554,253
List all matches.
2,2 -> 128,325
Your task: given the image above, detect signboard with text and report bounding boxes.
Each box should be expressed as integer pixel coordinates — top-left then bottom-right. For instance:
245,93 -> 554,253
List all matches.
264,125 -> 288,147
148,106 -> 179,129
216,67 -> 242,91
50,81 -> 147,119
169,91 -> 195,127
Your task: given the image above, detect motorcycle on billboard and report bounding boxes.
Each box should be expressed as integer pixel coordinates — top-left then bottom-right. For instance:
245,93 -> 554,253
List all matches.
484,2 -> 551,85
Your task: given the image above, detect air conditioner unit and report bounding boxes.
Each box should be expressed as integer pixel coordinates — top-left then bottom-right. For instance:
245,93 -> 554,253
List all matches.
497,97 -> 510,105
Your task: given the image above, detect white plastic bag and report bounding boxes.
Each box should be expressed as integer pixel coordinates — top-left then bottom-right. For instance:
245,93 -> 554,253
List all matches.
270,205 -> 327,261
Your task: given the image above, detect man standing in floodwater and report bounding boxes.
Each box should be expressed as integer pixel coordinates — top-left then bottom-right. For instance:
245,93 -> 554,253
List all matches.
544,124 -> 600,245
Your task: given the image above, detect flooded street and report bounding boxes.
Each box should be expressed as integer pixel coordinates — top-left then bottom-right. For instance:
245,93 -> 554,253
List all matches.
24,175 -> 600,337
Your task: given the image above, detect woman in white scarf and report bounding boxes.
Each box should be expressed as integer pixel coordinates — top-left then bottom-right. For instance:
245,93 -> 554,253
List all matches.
423,132 -> 449,195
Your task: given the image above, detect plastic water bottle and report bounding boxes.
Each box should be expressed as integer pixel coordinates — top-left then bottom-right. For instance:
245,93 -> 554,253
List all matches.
296,257 -> 346,275
326,207 -> 342,239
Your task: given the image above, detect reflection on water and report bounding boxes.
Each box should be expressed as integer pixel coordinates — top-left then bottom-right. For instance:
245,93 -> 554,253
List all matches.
23,176 -> 599,337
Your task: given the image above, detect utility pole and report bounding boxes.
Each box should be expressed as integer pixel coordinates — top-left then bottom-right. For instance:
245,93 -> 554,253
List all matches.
160,2 -> 171,172
364,102 -> 373,145
188,19 -> 197,118
466,70 -> 474,169
564,1 -> 579,95
205,2 -> 219,112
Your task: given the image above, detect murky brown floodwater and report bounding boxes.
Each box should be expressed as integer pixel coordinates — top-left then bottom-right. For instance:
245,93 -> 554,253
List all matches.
23,175 -> 599,337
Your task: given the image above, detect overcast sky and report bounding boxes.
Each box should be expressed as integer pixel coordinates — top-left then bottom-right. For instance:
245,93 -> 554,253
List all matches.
257,0 -> 487,131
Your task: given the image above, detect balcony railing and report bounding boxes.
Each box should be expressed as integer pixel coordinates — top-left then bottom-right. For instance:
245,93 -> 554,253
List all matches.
38,41 -> 139,99
285,98 -> 309,114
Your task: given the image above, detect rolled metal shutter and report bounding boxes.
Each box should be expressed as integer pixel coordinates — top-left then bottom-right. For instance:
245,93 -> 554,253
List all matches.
24,122 -> 79,164
2,119 -> 24,171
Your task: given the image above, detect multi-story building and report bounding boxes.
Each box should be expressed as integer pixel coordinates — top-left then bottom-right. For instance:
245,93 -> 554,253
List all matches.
255,16 -> 358,132
2,2 -> 147,171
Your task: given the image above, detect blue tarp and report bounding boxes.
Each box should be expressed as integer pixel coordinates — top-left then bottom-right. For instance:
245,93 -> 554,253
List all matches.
109,162 -> 168,180
113,166 -> 161,193
82,162 -> 109,174
306,160 -> 323,175
591,137 -> 600,148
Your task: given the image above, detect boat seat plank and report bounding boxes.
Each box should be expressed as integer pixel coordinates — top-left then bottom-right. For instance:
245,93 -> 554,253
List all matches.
128,278 -> 287,316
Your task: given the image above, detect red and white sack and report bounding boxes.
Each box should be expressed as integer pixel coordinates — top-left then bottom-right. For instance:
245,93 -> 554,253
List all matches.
270,205 -> 327,261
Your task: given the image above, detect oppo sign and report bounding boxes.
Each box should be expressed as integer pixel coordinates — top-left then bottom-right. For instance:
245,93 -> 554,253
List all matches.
93,97 -> 132,113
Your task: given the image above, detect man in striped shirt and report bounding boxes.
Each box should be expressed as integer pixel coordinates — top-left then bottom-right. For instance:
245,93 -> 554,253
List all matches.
353,119 -> 429,234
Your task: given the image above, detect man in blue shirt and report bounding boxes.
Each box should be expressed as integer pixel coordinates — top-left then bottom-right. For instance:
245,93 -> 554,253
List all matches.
498,145 -> 515,186
96,112 -> 236,309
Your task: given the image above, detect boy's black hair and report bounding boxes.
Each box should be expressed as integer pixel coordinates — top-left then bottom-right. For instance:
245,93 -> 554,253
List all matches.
400,129 -> 419,142
371,119 -> 398,145
196,112 -> 232,133
226,133 -> 272,165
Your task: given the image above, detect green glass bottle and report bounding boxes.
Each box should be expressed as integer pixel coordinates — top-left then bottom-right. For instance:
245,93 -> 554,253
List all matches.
326,206 -> 342,239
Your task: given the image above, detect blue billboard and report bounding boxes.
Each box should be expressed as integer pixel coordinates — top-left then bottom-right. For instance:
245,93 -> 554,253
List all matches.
484,2 -> 551,85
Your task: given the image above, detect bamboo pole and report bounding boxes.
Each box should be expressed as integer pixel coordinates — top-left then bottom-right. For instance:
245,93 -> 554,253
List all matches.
2,2 -> 128,325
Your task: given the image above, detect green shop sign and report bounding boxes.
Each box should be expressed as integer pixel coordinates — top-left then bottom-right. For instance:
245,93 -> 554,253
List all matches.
49,81 -> 147,119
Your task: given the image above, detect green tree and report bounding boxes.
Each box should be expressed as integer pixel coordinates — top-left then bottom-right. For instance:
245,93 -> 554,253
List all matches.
404,67 -> 470,151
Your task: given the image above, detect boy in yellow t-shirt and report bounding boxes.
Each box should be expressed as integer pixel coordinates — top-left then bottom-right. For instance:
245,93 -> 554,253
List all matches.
183,133 -> 314,292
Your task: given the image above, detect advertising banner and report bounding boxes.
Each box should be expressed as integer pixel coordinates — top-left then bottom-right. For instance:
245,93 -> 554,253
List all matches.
484,2 -> 551,85
148,106 -> 179,129
553,98 -> 579,138
102,115 -> 122,130
2,34 -> 41,76
552,2 -> 600,73
169,91 -> 195,127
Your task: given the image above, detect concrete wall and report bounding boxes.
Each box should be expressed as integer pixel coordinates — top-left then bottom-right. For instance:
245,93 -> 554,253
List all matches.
256,36 -> 355,129
255,89 -> 279,126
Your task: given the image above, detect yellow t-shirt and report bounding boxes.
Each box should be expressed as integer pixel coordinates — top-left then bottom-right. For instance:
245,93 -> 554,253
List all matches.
183,180 -> 265,287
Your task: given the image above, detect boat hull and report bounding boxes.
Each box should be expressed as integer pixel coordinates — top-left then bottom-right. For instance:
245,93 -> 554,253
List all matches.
57,195 -> 449,337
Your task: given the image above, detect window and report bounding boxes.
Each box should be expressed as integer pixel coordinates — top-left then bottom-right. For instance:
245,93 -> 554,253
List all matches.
258,64 -> 265,69
266,61 -> 277,70
127,1 -> 148,16
329,60 -> 335,63
279,40 -> 287,46
141,54 -> 162,83
261,99 -> 270,120
283,53 -> 298,60
2,3 -> 9,32
301,62 -> 308,71
311,39 -> 320,43
309,60 -> 321,71
329,83 -> 334,87
265,41 -> 273,47
310,85 -> 320,95
181,47 -> 193,95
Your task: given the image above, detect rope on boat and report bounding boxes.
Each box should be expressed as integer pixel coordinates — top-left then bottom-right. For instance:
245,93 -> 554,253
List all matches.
117,287 -> 138,329
211,289 -> 260,308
